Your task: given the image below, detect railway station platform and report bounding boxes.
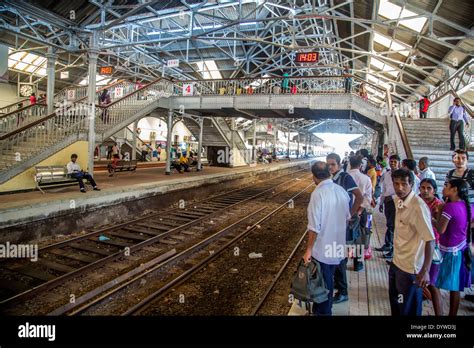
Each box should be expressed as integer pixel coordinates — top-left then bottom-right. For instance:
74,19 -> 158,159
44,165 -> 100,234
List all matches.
288,210 -> 474,316
0,158 -> 314,244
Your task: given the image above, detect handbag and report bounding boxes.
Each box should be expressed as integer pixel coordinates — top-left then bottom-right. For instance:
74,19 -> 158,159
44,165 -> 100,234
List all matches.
290,259 -> 329,304
432,244 -> 443,265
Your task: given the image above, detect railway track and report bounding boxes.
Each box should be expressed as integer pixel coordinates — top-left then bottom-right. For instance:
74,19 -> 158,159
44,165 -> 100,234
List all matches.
50,175 -> 313,316
123,178 -> 313,316
0,167 -> 311,312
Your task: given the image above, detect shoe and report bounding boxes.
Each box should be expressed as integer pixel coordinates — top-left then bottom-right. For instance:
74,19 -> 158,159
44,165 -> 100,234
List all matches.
465,294 -> 474,302
93,187 -> 101,191
333,293 -> 349,304
375,245 -> 390,252
364,247 -> 372,260
80,188 -> 86,193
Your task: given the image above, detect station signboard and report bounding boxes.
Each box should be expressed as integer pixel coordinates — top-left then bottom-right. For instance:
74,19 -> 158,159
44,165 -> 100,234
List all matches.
167,59 -> 179,68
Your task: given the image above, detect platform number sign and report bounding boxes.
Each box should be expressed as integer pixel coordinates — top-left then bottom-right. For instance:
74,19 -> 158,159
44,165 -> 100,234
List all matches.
114,87 -> 124,99
66,89 -> 76,101
182,83 -> 194,96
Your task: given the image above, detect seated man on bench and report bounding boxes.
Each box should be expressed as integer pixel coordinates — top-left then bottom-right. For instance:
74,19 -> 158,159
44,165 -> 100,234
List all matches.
67,154 -> 101,193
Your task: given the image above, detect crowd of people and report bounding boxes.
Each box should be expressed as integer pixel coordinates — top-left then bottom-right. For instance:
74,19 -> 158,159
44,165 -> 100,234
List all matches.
304,148 -> 473,316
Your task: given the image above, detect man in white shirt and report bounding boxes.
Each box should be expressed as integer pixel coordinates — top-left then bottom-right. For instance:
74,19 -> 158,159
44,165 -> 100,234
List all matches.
304,161 -> 350,315
389,168 -> 435,316
377,154 -> 400,258
67,154 -> 100,193
347,155 -> 373,272
418,157 -> 436,181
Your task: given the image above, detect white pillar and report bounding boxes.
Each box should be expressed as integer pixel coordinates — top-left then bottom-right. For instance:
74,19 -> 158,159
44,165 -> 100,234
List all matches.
46,47 -> 56,115
287,128 -> 290,161
305,134 -> 308,157
297,133 -> 300,159
165,110 -> 173,175
87,34 -> 98,175
197,117 -> 203,171
132,121 -> 138,160
252,119 -> 257,163
230,118 -> 236,167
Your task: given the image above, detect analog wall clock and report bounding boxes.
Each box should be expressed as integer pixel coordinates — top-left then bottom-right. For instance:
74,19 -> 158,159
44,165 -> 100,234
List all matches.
19,83 -> 34,97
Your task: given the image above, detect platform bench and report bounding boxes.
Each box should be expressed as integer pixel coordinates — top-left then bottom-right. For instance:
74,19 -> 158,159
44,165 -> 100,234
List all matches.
107,160 -> 138,176
34,165 -> 82,194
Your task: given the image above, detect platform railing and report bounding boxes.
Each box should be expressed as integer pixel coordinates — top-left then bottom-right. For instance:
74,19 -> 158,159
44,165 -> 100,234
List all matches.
172,75 -> 385,108
95,79 -> 173,133
0,80 -> 133,135
0,74 -> 388,173
428,58 -> 473,104
0,79 -> 168,172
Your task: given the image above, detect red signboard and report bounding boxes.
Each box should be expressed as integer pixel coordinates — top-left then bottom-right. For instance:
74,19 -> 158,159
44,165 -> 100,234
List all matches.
295,52 -> 319,63
99,66 -> 114,75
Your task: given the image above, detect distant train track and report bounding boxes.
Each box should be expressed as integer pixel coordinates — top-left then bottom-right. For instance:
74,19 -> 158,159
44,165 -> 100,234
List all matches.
0,167 -> 311,313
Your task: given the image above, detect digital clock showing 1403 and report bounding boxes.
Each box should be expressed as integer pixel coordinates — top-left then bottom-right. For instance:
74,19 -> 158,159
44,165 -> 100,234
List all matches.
295,52 -> 319,63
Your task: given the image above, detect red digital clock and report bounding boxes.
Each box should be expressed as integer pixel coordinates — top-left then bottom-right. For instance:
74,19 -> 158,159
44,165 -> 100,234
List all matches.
295,52 -> 319,63
99,66 -> 114,75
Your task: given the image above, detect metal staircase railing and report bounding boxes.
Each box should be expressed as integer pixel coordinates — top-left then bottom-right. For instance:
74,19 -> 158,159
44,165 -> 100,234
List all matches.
0,78 -> 172,176
0,80 -> 133,135
95,79 -> 173,134
426,59 -> 473,147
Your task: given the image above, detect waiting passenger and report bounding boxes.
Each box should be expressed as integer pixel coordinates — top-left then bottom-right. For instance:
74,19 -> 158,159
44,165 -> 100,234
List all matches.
347,155 -> 373,272
303,161 -> 350,316
376,154 -> 400,259
402,158 -> 420,195
444,149 -> 474,205
67,154 -> 100,193
281,73 -> 289,93
432,179 -> 472,315
326,153 -> 363,304
343,65 -> 353,93
358,82 -> 368,100
179,154 -> 190,172
418,157 -> 436,181
389,168 -> 435,316
419,178 -> 444,315
99,89 -> 111,124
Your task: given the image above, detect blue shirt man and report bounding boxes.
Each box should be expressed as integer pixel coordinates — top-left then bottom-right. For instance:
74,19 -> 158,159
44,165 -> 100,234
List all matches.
448,98 -> 470,150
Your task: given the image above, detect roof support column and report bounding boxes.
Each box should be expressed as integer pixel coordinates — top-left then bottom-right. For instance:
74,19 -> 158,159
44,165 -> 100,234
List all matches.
165,109 -> 173,175
197,117 -> 203,171
230,117 -> 235,168
252,119 -> 257,163
297,133 -> 300,159
132,120 -> 138,161
46,47 -> 56,115
287,127 -> 290,161
87,33 -> 99,176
